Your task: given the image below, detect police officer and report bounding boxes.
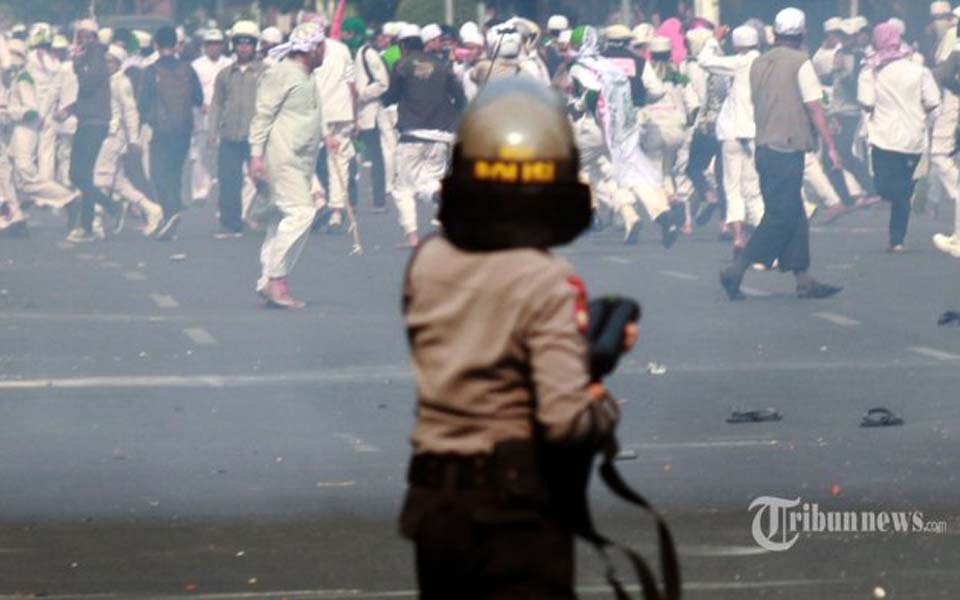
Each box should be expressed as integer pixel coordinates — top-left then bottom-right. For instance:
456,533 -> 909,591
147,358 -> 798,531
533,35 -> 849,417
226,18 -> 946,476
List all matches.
399,79 -> 636,598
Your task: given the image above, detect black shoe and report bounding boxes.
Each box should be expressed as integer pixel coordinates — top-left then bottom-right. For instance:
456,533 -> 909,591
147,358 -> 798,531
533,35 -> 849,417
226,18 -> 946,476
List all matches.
670,202 -> 686,226
797,281 -> 843,299
155,213 -> 181,241
720,268 -> 746,301
656,214 -> 679,249
695,201 -> 718,227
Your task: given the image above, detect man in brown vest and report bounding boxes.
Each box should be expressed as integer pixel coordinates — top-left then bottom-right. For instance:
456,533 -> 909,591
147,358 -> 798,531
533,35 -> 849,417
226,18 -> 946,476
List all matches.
720,7 -> 844,300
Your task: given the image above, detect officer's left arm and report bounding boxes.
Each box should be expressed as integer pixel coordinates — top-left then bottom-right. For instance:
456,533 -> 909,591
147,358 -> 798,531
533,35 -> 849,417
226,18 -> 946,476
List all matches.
525,273 -> 620,447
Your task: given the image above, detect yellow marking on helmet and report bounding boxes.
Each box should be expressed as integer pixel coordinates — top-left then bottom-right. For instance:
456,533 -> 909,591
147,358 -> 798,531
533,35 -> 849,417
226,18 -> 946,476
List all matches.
498,145 -> 536,160
473,160 -> 556,184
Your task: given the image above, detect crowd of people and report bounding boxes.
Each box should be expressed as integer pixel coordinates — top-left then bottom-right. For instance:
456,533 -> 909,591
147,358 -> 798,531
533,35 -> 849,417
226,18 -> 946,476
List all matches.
1,2 -> 959,306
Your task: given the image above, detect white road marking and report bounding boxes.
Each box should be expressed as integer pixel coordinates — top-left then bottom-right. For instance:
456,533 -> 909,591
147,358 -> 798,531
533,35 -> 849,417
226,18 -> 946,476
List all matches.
627,440 -> 779,450
123,271 -> 147,281
740,286 -> 771,297
335,433 -> 380,453
660,270 -> 699,281
315,481 -> 356,488
2,356 -> 957,391
813,312 -> 861,327
908,346 -> 960,361
601,255 -> 633,264
683,544 -> 770,557
100,261 -> 121,268
0,578 -> 851,599
150,294 -> 179,308
183,328 -> 217,345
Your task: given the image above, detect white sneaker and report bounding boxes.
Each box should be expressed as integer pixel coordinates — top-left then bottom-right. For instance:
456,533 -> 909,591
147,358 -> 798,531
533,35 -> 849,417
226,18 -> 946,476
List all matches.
92,216 -> 106,240
142,202 -> 164,237
621,204 -> 641,245
65,228 -> 94,243
933,233 -> 960,258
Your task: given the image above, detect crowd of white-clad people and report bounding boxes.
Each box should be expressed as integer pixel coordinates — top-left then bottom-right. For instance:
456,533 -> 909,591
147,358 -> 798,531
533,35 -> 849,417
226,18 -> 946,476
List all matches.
1,3 -> 959,307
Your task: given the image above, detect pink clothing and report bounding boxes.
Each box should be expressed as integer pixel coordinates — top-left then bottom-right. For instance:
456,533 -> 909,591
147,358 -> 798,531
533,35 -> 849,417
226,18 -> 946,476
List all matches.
656,18 -> 687,65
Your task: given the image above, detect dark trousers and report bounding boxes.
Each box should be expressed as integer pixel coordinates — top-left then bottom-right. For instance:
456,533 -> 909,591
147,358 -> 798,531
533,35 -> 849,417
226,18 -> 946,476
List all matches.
824,113 -> 874,204
686,129 -> 726,213
217,139 -> 249,232
353,128 -> 386,208
70,123 -> 115,232
871,146 -> 920,246
401,487 -> 575,600
745,147 -> 810,272
150,130 -> 191,218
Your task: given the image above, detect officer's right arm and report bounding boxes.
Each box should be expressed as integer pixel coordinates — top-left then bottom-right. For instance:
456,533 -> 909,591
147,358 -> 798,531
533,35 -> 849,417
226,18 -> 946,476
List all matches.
526,272 -> 620,447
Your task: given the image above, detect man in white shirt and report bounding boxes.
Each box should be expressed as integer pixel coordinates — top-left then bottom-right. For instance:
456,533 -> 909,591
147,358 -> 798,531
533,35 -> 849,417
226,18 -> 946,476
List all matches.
190,28 -> 231,204
699,25 -> 763,254
350,18 -> 390,212
313,34 -> 356,230
858,22 -> 940,252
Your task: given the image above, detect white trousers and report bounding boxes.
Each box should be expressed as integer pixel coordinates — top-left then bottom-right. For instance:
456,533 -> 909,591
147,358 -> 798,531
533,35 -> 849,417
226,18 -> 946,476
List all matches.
10,125 -> 75,209
0,139 -> 23,224
721,139 -> 763,226
257,163 -> 317,291
93,135 -> 158,211
803,151 -> 841,208
928,154 -> 959,207
378,106 -> 398,196
324,121 -> 356,210
55,133 -> 72,187
641,116 -> 687,201
37,122 -> 58,182
394,140 -> 449,235
189,123 -> 215,201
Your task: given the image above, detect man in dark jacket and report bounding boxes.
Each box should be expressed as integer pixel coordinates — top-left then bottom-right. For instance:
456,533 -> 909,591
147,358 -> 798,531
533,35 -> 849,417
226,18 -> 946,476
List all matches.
60,18 -> 120,242
138,26 -> 203,240
382,25 -> 465,247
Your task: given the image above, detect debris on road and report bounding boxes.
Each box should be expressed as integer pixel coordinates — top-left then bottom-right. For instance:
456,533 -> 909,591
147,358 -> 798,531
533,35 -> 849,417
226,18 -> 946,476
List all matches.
646,362 -> 667,375
727,409 -> 782,424
938,311 -> 960,327
169,254 -> 187,262
861,407 -> 904,428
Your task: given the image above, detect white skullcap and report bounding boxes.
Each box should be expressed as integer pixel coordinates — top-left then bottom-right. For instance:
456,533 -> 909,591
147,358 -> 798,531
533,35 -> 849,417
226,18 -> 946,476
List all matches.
649,36 -> 671,53
421,23 -> 442,44
604,24 -> 632,41
203,28 -> 225,42
931,1 -> 953,17
547,15 -> 569,32
888,18 -> 906,35
260,26 -> 282,44
850,16 -> 869,31
459,21 -> 483,46
51,34 -> 69,50
133,29 -> 152,49
98,27 -> 113,45
398,23 -> 421,40
558,30 -> 572,45
28,22 -> 53,47
106,43 -> 127,63
632,23 -> 655,46
685,27 -> 713,55
382,22 -> 401,37
732,25 -> 759,47
774,7 -> 806,36
823,17 -> 843,32
75,19 -> 98,33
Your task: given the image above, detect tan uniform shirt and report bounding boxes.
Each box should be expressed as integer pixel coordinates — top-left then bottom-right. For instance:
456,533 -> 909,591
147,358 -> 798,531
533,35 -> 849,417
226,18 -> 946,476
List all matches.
403,236 -> 616,455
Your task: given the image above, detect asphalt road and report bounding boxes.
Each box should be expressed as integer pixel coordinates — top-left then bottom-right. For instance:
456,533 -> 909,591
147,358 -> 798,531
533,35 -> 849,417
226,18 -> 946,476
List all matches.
1,197 -> 959,599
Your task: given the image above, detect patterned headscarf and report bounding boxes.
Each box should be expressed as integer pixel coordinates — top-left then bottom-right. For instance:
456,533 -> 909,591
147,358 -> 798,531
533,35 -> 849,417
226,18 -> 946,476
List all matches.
268,22 -> 325,62
867,22 -> 911,70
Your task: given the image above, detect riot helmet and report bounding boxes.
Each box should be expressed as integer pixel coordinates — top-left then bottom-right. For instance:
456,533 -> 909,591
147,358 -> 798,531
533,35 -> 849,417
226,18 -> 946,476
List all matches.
439,78 -> 591,251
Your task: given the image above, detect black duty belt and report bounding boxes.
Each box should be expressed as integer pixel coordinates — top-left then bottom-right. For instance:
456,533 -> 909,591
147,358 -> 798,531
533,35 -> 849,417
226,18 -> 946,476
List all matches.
408,453 -> 495,491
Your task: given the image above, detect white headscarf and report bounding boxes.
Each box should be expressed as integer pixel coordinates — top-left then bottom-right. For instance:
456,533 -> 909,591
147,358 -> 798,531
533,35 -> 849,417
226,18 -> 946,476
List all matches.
268,22 -> 325,62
